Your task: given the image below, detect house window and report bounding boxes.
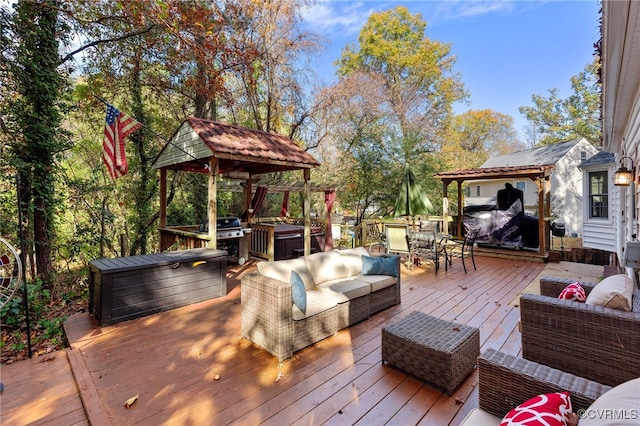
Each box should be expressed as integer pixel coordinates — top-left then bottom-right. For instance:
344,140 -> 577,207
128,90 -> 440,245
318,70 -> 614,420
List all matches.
581,151 -> 587,161
588,171 -> 608,219
476,185 -> 480,196
515,181 -> 526,192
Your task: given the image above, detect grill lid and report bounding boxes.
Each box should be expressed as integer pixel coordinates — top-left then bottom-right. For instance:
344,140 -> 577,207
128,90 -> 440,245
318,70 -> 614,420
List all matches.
217,217 -> 241,229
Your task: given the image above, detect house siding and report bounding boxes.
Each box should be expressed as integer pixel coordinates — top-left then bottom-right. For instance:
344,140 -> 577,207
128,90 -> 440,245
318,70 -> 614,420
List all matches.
581,158 -> 617,253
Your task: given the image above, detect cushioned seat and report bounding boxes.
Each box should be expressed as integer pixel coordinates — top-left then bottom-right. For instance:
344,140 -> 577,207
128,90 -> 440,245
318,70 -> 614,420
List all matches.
241,246 -> 401,361
520,275 -> 640,387
318,278 -> 371,302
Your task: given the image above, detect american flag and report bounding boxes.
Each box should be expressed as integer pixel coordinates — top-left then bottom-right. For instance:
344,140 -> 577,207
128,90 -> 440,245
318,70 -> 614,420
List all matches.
102,104 -> 142,180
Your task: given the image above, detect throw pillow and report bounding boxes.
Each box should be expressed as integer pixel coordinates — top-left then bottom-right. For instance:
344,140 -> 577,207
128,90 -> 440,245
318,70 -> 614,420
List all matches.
304,251 -> 348,285
257,257 -> 315,290
291,270 -> 307,313
578,378 -> 640,425
585,274 -> 633,311
558,282 -> 587,302
500,392 -> 573,426
361,255 -> 399,277
338,246 -> 370,276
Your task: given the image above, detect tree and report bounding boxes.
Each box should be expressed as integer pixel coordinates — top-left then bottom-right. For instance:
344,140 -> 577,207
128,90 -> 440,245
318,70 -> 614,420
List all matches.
1,0 -> 72,285
318,6 -> 467,219
337,6 -> 467,162
223,0 -> 321,138
519,59 -> 601,146
441,110 -> 525,171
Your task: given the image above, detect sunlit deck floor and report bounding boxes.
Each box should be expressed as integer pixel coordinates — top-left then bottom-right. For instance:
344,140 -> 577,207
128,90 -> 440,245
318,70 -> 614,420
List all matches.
1,255 -> 548,425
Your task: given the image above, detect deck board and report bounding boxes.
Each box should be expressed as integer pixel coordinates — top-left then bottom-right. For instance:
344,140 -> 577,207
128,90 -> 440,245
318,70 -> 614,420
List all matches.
1,255 -> 552,425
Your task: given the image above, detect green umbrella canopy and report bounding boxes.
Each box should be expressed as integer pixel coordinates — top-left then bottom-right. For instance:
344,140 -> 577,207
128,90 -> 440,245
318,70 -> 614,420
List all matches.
393,167 -> 435,217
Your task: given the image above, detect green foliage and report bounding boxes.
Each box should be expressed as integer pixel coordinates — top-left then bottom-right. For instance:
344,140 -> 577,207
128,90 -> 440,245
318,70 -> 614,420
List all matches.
519,59 -> 601,146
2,0 -> 73,284
36,317 -> 67,343
1,279 -> 48,326
323,6 -> 468,221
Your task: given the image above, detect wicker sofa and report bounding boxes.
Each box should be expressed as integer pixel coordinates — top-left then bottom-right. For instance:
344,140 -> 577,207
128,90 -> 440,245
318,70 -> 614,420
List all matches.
460,348 -> 611,424
241,247 -> 401,361
520,276 -> 640,387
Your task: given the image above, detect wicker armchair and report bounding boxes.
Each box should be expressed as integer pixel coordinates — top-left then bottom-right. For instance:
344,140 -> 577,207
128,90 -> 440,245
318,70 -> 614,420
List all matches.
461,348 -> 611,423
520,276 -> 640,387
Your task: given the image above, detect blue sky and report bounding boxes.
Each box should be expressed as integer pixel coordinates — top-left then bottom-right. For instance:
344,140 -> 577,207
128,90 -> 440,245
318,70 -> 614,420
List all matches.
301,0 -> 601,138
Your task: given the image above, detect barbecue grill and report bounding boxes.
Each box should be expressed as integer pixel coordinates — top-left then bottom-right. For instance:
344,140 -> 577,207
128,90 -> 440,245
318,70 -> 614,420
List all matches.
201,216 -> 247,264
551,220 -> 566,250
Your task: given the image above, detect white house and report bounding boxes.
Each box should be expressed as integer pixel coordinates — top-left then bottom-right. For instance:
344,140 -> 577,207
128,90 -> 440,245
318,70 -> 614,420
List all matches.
579,151 -> 618,254
465,139 -> 598,237
601,0 -> 640,267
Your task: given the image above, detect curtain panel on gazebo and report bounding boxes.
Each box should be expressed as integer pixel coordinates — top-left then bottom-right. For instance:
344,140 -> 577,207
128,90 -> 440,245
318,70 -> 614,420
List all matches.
324,190 -> 336,251
249,186 -> 268,219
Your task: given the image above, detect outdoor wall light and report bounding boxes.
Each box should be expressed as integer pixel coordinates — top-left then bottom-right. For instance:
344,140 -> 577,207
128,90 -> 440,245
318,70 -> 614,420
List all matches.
613,155 -> 635,186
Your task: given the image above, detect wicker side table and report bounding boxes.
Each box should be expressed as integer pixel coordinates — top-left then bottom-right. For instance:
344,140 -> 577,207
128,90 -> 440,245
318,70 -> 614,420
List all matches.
382,311 -> 480,394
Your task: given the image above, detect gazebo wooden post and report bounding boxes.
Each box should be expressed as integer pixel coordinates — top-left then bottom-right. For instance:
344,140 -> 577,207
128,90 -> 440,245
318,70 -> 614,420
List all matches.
304,168 -> 311,255
442,180 -> 450,235
544,175 -> 551,255
159,168 -> 167,228
243,176 -> 252,224
207,158 -> 219,250
457,180 -> 463,238
536,175 -> 550,257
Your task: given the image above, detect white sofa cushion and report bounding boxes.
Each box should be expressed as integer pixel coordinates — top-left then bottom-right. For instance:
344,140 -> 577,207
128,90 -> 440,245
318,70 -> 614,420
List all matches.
459,408 -> 500,426
292,287 -> 340,321
318,278 -> 371,303
585,274 -> 633,311
305,251 -> 348,285
356,274 -> 398,292
336,246 -> 370,277
257,257 -> 315,290
579,377 -> 640,425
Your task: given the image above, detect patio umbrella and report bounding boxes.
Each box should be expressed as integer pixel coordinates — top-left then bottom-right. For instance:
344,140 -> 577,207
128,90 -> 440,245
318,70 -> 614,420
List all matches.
393,166 -> 435,218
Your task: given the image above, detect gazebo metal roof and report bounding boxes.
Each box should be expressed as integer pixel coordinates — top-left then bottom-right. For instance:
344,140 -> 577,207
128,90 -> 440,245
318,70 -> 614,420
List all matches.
152,117 -> 320,175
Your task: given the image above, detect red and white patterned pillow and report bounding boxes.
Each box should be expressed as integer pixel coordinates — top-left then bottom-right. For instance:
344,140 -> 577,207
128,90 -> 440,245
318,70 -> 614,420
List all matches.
558,282 -> 586,302
500,391 -> 573,426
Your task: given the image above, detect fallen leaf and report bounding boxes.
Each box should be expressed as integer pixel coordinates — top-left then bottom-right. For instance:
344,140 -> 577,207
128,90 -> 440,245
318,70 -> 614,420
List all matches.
459,285 -> 467,290
452,326 -> 460,331
275,372 -> 284,382
123,394 -> 140,409
214,374 -> 220,381
455,397 -> 464,404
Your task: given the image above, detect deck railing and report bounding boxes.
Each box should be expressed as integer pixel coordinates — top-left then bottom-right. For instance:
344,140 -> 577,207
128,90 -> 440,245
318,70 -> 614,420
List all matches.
248,223 -> 276,261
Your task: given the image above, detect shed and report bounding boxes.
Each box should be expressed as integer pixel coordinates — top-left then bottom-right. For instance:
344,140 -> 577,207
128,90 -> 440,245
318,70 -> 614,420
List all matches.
151,117 -> 322,255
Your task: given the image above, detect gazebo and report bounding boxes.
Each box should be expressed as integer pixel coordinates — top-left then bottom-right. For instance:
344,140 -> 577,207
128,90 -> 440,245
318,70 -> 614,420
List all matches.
151,117 -> 326,257
434,164 -> 554,258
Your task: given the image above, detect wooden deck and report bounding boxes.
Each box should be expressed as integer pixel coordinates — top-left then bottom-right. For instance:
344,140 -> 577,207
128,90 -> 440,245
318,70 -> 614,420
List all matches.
1,255 -> 548,425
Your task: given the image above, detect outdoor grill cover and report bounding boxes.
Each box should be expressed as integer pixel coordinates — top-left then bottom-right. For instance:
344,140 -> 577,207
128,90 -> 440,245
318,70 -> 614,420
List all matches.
463,200 -> 538,248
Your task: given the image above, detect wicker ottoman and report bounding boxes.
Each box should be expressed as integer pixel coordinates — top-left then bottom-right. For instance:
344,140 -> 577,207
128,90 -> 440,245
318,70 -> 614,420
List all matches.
381,311 -> 480,394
